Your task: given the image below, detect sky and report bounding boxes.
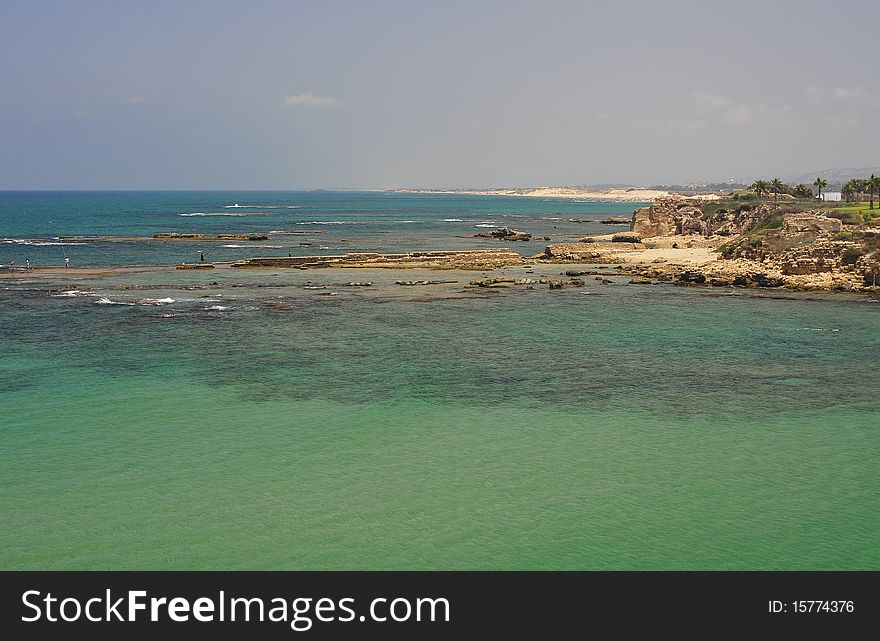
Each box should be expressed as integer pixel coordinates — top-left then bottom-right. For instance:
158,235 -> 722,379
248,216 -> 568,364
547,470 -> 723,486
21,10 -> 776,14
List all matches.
1,0 -> 878,189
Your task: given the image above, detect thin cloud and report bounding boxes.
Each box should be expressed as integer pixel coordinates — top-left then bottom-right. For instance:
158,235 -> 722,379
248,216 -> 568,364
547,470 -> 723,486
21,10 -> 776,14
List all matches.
669,118 -> 706,130
283,92 -> 339,108
833,87 -> 866,100
692,89 -> 760,125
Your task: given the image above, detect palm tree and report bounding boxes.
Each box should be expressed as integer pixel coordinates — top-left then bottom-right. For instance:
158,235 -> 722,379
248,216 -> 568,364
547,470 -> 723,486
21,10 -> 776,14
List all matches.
770,178 -> 785,201
867,174 -> 880,210
813,177 -> 827,201
751,180 -> 770,200
793,184 -> 812,198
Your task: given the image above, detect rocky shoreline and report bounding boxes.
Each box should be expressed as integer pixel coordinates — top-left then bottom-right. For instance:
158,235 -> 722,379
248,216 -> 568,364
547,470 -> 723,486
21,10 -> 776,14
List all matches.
7,196 -> 879,296
223,197 -> 879,293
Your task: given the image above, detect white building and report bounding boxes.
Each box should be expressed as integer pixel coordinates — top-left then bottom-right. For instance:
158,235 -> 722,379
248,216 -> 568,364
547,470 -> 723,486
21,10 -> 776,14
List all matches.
820,192 -> 842,202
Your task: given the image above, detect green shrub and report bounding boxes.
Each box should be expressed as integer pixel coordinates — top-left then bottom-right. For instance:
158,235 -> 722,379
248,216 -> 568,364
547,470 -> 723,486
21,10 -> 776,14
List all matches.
752,213 -> 783,232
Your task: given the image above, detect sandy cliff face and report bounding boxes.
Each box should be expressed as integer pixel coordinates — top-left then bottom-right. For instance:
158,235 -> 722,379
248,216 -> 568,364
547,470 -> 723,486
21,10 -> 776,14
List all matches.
631,197 -> 770,238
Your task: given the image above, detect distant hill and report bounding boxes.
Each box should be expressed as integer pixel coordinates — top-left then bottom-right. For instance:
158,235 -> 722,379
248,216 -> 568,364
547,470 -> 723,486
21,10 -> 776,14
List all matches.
780,167 -> 880,188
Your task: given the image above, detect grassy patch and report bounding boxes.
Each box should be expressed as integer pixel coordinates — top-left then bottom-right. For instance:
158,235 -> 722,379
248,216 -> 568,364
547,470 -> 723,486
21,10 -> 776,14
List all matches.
751,212 -> 783,232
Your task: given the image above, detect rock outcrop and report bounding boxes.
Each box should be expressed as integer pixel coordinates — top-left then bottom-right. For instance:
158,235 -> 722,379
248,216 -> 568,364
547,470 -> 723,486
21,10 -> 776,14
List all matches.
630,197 -> 708,237
475,226 -> 532,241
631,198 -> 774,238
232,249 -> 524,270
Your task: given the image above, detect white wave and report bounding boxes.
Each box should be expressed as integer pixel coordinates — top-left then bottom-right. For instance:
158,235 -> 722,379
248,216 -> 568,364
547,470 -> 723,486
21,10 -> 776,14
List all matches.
221,244 -> 283,248
95,298 -> 135,306
51,290 -> 96,298
474,224 -> 498,228
2,239 -> 83,246
205,305 -> 230,311
180,212 -> 255,217
137,298 -> 175,306
441,218 -> 464,222
296,221 -> 354,225
224,204 -> 310,209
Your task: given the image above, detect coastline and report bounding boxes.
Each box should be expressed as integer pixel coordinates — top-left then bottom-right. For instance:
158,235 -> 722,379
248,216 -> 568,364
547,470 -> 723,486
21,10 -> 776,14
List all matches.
6,242 -> 875,297
390,186 -> 721,203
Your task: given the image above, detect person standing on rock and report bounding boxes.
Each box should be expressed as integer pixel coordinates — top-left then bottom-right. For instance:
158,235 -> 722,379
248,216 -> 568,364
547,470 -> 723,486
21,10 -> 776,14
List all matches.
64,257 -> 69,268
26,258 -> 30,271
199,250 -> 205,263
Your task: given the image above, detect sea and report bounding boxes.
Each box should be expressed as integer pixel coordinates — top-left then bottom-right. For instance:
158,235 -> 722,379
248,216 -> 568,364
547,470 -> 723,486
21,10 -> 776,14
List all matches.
1,191 -> 878,569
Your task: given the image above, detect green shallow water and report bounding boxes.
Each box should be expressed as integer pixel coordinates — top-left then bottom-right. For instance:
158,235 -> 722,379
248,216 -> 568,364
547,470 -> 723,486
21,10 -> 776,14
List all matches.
1,278 -> 879,569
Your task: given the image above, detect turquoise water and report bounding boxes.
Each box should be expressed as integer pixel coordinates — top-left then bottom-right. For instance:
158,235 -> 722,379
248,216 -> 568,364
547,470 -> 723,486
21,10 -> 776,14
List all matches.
1,192 -> 879,569
0,190 -> 636,266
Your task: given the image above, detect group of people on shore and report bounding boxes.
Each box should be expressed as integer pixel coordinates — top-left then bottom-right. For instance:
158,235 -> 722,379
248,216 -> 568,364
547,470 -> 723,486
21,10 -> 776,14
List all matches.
6,257 -> 69,272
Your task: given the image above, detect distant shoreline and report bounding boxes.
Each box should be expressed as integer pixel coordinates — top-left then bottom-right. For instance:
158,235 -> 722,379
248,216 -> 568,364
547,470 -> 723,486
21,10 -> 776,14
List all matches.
390,187 -> 721,203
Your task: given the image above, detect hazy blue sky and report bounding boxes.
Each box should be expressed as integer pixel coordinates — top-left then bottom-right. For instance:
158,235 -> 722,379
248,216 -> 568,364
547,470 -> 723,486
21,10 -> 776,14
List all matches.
1,0 -> 878,189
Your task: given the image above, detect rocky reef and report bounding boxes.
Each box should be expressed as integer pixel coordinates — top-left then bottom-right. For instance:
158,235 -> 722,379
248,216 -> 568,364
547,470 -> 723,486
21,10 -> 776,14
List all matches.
231,249 -> 525,271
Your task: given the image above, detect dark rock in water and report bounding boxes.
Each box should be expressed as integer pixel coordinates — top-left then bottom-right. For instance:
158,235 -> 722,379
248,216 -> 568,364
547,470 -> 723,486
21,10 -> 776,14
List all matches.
569,278 -> 585,287
548,279 -> 564,289
676,271 -> 706,285
599,217 -> 631,224
346,282 -> 372,287
751,273 -> 784,288
565,270 -> 591,276
543,236 -> 551,241
474,226 -> 533,241
628,276 -> 653,284
396,280 -> 442,286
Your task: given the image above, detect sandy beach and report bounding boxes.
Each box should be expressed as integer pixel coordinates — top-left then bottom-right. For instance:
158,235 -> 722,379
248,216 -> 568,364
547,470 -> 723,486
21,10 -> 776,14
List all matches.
392,187 -> 722,203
